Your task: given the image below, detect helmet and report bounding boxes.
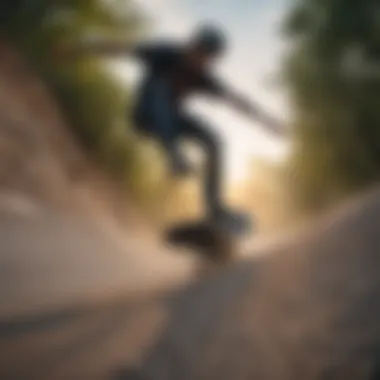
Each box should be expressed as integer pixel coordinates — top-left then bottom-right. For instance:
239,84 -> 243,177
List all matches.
191,24 -> 227,55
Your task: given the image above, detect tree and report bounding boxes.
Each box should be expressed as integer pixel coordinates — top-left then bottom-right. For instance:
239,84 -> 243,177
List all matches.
283,0 -> 380,212
1,0 -> 144,167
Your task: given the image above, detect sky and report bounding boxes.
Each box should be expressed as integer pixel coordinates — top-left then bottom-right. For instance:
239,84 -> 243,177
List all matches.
119,0 -> 291,182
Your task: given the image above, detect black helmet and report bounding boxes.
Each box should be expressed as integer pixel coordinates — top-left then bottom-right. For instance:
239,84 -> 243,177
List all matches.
191,24 -> 227,55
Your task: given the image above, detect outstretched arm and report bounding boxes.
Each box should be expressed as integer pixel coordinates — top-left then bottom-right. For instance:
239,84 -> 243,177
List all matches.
224,91 -> 284,137
53,38 -> 137,60
76,40 -> 134,56
54,38 -> 171,67
203,74 -> 284,137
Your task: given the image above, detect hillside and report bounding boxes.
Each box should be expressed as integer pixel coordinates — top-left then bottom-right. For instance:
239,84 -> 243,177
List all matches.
0,40 -> 144,227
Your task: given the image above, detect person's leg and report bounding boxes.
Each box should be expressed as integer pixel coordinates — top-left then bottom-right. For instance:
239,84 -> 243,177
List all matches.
180,115 -> 223,215
134,78 -> 176,140
181,115 -> 253,232
135,78 -> 192,176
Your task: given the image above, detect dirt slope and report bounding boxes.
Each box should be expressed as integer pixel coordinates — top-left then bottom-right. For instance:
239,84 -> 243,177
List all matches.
3,181 -> 380,380
135,187 -> 380,380
0,40 -> 144,228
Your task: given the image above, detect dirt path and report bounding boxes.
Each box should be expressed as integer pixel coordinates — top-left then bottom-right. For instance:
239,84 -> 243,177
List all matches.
0,295 -> 170,380
0,197 -> 202,379
0,202 -> 198,315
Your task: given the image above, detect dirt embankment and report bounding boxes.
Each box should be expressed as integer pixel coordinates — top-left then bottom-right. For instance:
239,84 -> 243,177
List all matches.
135,186 -> 380,380
0,40 -> 144,229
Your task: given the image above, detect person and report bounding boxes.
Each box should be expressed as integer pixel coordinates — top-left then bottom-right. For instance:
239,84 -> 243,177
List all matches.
60,25 -> 283,230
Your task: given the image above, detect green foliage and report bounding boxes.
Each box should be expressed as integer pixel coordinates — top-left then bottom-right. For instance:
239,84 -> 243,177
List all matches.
283,0 -> 380,212
1,0 -> 143,175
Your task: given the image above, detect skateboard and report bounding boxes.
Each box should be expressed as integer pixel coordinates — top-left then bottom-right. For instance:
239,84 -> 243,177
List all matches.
164,212 -> 253,263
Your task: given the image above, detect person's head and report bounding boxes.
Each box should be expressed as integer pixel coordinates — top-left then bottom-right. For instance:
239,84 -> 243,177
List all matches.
186,24 -> 227,70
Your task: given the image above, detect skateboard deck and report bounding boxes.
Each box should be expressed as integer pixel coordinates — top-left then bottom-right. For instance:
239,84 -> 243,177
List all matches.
164,214 -> 253,262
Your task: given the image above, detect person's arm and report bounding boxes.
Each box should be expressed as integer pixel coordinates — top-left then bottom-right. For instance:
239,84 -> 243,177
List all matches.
53,37 -> 162,62
75,40 -> 134,56
224,90 -> 284,137
53,38 -> 136,60
202,74 -> 284,136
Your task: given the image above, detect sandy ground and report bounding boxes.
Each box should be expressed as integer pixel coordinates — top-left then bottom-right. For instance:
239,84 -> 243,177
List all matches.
0,194 -> 202,380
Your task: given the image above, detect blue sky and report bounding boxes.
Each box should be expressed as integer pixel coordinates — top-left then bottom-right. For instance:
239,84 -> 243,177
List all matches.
128,0 -> 290,181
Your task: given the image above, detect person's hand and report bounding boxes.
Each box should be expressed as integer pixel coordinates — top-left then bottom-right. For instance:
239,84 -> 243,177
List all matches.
243,100 -> 285,137
259,113 -> 285,137
232,96 -> 258,116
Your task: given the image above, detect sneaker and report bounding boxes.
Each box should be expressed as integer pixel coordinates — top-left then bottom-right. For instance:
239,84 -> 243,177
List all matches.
211,206 -> 253,235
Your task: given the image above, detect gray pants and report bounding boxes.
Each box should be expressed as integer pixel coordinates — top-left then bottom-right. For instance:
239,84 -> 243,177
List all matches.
134,77 -> 223,215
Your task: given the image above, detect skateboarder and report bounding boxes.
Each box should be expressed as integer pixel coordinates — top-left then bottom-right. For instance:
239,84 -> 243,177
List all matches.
61,25 -> 282,230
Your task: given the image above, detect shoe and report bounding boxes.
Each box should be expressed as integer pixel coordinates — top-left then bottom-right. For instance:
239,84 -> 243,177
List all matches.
211,206 -> 253,235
